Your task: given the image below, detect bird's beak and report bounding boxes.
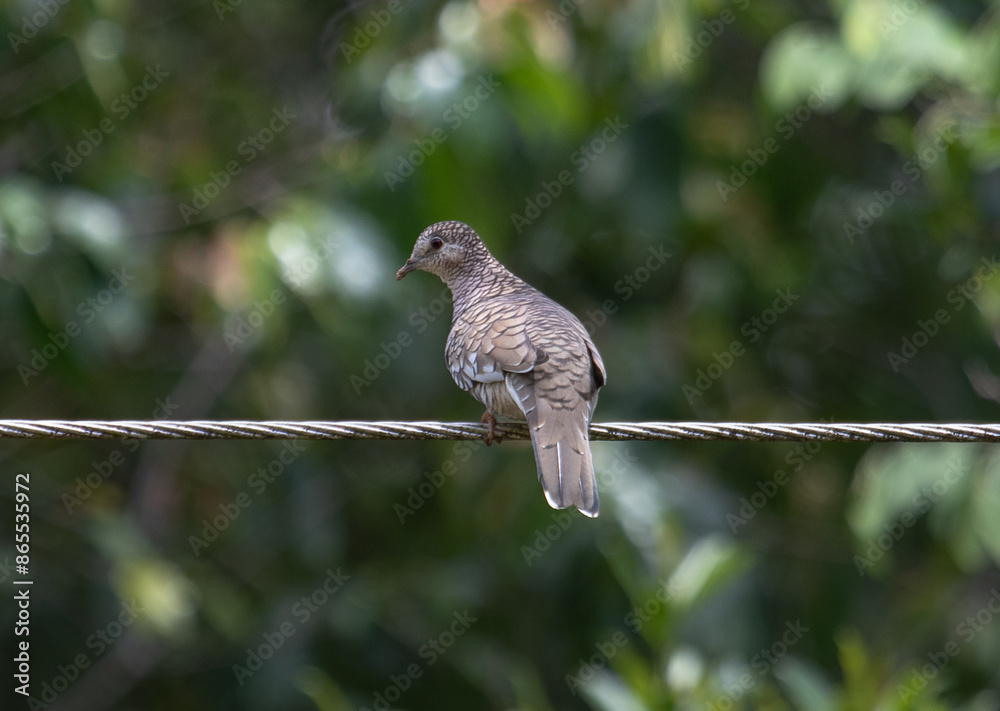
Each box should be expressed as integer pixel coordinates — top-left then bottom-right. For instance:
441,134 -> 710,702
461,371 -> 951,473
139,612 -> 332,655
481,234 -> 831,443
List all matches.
396,258 -> 419,280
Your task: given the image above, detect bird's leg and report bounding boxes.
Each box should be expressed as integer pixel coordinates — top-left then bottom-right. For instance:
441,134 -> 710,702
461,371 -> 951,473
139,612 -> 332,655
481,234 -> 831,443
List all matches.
480,410 -> 500,446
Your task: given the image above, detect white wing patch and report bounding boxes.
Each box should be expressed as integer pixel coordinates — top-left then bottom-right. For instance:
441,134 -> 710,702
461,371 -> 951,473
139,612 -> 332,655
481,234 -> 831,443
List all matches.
472,370 -> 504,383
451,353 -> 503,387
556,441 -> 563,494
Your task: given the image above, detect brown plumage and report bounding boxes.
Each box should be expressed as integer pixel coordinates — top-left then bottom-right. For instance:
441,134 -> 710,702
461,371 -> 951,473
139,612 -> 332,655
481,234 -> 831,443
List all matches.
397,221 -> 606,517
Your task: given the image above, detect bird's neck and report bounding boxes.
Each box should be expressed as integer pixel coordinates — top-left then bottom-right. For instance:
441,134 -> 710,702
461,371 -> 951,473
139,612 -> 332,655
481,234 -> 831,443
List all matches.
444,258 -> 525,316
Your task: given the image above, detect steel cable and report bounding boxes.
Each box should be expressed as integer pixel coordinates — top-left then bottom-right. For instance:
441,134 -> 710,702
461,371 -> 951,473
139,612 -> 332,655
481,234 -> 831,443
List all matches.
1,420 -> 999,442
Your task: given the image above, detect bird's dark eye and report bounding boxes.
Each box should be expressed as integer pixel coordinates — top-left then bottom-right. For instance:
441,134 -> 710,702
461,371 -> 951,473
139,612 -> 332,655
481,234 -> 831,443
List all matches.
430,237 -> 444,250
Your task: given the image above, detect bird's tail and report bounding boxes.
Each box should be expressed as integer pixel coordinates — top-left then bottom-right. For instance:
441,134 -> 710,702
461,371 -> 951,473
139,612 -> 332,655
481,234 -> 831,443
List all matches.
506,372 -> 600,517
533,423 -> 599,517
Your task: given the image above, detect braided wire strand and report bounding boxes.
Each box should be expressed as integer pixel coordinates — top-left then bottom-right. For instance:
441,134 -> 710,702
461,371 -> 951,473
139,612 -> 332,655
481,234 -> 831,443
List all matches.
1,420 -> 1000,442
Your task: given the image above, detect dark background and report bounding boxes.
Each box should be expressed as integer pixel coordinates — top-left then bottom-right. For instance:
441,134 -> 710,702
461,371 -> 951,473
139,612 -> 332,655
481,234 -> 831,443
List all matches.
2,0 -> 1000,709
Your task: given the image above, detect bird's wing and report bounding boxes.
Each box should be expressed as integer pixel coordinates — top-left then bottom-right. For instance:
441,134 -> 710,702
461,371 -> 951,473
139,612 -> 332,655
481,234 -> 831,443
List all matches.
446,301 -> 547,390
588,340 -> 607,388
449,295 -> 603,517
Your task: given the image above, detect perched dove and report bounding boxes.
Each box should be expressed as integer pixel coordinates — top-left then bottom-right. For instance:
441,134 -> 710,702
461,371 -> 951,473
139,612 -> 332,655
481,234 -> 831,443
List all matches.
397,221 -> 606,517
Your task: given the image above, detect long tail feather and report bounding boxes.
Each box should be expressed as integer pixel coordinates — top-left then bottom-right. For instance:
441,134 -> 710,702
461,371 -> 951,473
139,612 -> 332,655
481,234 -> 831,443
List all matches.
507,373 -> 600,517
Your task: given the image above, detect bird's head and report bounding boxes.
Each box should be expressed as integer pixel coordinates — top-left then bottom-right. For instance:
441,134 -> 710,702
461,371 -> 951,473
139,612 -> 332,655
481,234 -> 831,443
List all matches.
396,221 -> 488,281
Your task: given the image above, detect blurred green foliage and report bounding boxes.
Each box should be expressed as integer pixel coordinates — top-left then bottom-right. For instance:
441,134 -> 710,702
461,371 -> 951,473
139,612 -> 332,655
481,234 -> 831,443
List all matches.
2,0 -> 1000,708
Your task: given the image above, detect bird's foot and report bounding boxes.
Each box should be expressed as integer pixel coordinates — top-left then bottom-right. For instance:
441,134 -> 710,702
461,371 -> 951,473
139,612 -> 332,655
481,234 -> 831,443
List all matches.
480,411 -> 500,446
